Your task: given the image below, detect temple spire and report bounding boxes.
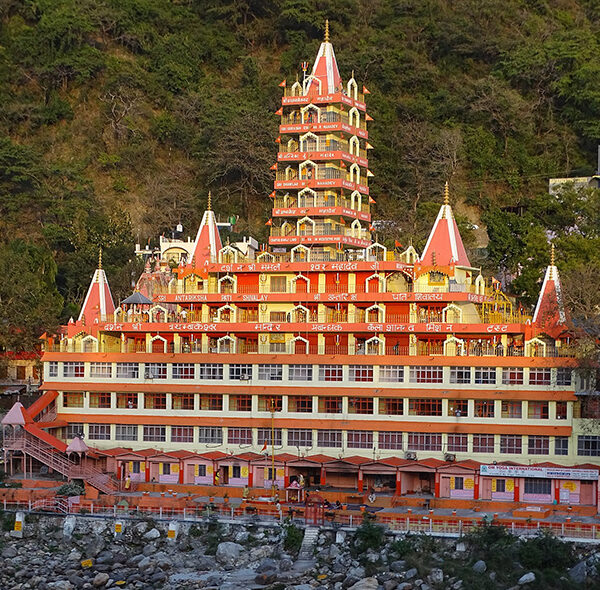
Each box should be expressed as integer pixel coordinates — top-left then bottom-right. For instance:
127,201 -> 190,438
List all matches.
444,181 -> 449,206
98,248 -> 103,270
189,192 -> 223,267
207,191 -> 212,211
325,19 -> 330,43
78,252 -> 115,326
532,243 -> 566,333
305,20 -> 342,96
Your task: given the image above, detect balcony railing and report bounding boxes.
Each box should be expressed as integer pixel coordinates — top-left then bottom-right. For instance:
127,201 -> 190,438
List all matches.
282,87 -> 366,103
279,140 -> 367,159
274,195 -> 370,213
280,109 -> 367,130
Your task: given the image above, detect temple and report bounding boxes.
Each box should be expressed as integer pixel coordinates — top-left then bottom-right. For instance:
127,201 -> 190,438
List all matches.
4,23 -> 599,513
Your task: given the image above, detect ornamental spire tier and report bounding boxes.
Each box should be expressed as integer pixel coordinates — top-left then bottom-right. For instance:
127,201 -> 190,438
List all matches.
77,250 -> 115,327
533,244 -> 567,336
272,21 -> 372,261
189,192 -> 223,267
420,182 -> 471,268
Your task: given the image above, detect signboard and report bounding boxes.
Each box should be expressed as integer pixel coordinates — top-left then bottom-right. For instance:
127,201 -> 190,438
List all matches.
480,465 -> 599,481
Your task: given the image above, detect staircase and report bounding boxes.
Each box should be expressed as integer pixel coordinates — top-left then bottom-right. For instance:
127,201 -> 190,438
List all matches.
5,432 -> 118,494
298,526 -> 319,561
32,498 -> 70,513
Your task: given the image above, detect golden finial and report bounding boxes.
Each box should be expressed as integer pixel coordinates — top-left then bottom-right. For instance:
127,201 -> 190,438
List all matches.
325,19 -> 330,43
296,72 -> 299,83
207,191 -> 212,211
550,243 -> 555,266
351,69 -> 355,80
98,248 -> 103,270
443,181 -> 449,205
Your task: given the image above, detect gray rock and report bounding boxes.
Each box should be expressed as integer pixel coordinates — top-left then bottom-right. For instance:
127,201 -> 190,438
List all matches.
195,556 -> 216,570
96,551 -> 114,565
67,550 -> 82,563
142,544 -> 156,556
47,582 -> 73,590
428,568 -> 443,584
142,528 -> 160,540
569,561 -> 587,584
85,535 -> 105,557
215,542 -> 243,566
421,584 -> 431,590
348,579 -> 379,590
329,544 -> 341,559
455,542 -> 466,552
280,557 -> 293,571
256,557 -> 278,572
134,522 -> 147,534
293,585 -> 313,590
2,546 -> 17,558
518,572 -> 535,585
234,530 -> 249,543
92,572 -> 109,587
404,568 -> 418,580
137,556 -> 153,571
390,560 -> 407,572
396,584 -> 412,590
472,560 -> 487,574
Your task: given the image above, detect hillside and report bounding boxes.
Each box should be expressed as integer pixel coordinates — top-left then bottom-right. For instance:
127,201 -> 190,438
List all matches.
1,0 -> 600,350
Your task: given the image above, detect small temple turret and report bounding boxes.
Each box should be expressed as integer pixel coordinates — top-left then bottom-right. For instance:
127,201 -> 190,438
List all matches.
189,192 -> 223,267
533,244 -> 567,335
420,182 -> 471,267
77,249 -> 115,326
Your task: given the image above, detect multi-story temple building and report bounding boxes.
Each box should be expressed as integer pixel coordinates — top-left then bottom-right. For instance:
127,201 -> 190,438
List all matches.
4,25 -> 599,509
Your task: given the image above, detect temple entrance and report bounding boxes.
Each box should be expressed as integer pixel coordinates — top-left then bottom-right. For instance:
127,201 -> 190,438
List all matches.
305,494 -> 325,526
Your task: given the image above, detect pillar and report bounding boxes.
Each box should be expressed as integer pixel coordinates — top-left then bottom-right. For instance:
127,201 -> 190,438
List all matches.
145,461 -> 150,483
434,472 -> 440,498
284,466 -> 290,489
248,466 -> 254,488
554,480 -> 560,504
320,466 -> 326,486
357,470 -> 363,493
473,474 -> 479,500
179,461 -> 184,484
513,479 -> 520,502
395,470 -> 402,495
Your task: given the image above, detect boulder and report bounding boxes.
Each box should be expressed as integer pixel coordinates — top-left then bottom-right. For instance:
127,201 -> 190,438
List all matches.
256,557 -> 278,573
215,542 -> 243,566
92,572 -> 109,587
518,572 -> 535,585
390,560 -> 407,572
472,560 -> 487,574
404,567 -> 418,580
569,561 -> 587,584
2,547 -> 17,559
143,528 -> 160,540
348,578 -> 379,590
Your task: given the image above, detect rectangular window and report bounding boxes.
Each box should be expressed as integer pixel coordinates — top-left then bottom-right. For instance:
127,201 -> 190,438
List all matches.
116,363 -> 139,379
172,363 -> 195,379
229,364 -> 253,380
409,366 -> 443,383
289,364 -> 313,381
474,367 -> 496,385
349,365 -> 373,382
319,364 -> 343,382
199,394 -> 223,411
257,428 -> 282,446
348,397 -> 373,415
48,362 -> 59,377
409,399 -> 442,416
524,478 -> 551,495
115,424 -> 138,441
407,433 -> 442,451
258,364 -> 283,381
448,399 -> 468,417
501,401 -> 522,419
319,396 -> 342,413
232,465 -> 241,478
348,430 -> 373,449
500,434 -> 522,454
502,368 -> 523,385
495,479 -> 506,493
89,392 -> 111,409
289,395 -> 313,413
90,362 -> 112,378
529,368 -> 551,386
555,436 -> 569,456
198,363 -> 223,380
145,363 -> 167,379
474,400 -> 495,418
379,365 -> 404,383
528,401 -> 549,419
195,464 -> 206,477
143,425 -> 166,442
379,398 -> 404,415
556,368 -> 572,386
473,434 -> 495,453
161,463 -> 171,475
556,401 -> 568,420
144,393 -> 167,410
258,396 -> 282,412
454,476 -> 464,490
66,423 -> 83,439
63,362 -> 84,378
171,426 -> 194,443
447,433 -> 468,452
63,392 -> 84,408
198,427 -> 223,444
116,392 -> 138,409
577,435 -> 600,456
228,428 -> 252,445
528,435 -> 550,455
317,430 -> 343,448
379,431 -> 403,450
88,423 -> 110,440
172,393 -> 195,410
450,366 -> 471,384
229,394 -> 252,412
270,276 -> 287,292
287,429 -> 313,447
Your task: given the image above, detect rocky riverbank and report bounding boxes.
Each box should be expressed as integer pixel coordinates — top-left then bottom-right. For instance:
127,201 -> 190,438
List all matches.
0,512 -> 598,589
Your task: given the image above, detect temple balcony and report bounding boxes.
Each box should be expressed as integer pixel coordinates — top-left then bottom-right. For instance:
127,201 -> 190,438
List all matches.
280,110 -> 367,131
274,193 -> 370,213
282,87 -> 366,104
278,139 -> 368,160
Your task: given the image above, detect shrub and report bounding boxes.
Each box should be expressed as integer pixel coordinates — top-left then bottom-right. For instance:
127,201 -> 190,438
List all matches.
56,482 -> 84,497
282,520 -> 303,554
518,530 -> 575,571
353,517 -> 385,554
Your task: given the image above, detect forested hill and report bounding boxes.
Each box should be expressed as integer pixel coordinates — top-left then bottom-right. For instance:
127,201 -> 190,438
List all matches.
2,0 -> 600,351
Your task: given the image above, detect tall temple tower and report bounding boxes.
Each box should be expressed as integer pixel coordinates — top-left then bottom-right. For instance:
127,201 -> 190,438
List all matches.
271,21 -> 373,261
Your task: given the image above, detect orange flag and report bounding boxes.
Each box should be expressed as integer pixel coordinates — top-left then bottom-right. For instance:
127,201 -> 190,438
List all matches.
279,79 -> 286,87
270,163 -> 278,170
363,85 -> 371,94
275,136 -> 281,143
265,219 -> 273,226
275,107 -> 283,116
